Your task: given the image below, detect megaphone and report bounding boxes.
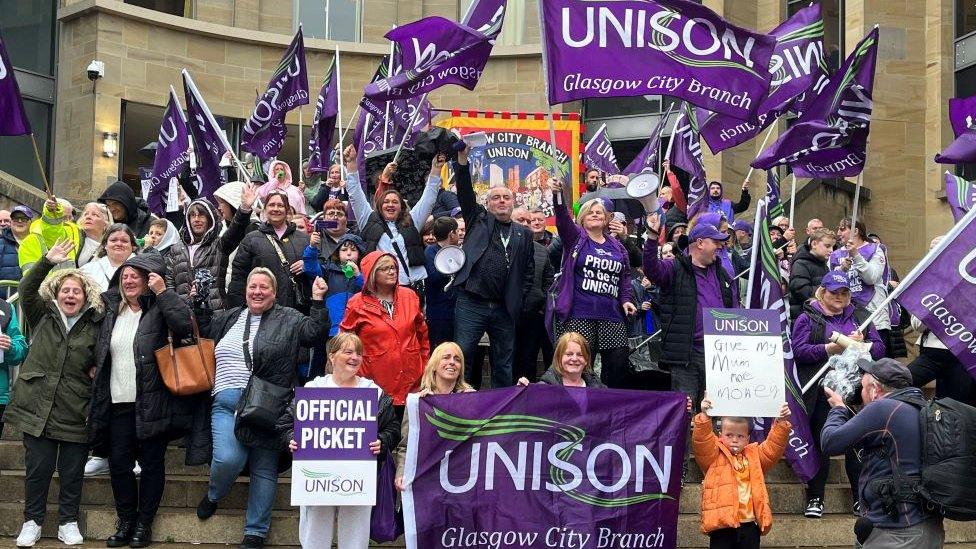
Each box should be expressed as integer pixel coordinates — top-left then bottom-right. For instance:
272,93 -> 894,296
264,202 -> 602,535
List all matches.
829,331 -> 874,355
433,245 -> 466,291
626,171 -> 661,213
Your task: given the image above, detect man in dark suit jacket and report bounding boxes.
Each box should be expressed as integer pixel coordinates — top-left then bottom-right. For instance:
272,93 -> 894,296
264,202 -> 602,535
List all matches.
452,145 -> 534,388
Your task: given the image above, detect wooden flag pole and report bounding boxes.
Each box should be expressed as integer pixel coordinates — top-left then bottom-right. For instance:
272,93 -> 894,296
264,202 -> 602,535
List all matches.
29,133 -> 51,196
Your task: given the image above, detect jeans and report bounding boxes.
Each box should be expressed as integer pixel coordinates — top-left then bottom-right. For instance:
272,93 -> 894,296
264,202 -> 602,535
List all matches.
455,292 -> 516,388
208,388 -> 281,538
670,347 -> 707,413
108,404 -> 169,525
23,434 -> 88,525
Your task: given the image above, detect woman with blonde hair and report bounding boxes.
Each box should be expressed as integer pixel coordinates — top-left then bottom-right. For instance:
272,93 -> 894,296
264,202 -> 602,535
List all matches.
518,332 -> 605,388
394,341 -> 474,491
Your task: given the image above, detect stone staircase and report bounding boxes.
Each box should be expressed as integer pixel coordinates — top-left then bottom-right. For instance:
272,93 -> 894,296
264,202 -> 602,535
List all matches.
0,438 -> 974,547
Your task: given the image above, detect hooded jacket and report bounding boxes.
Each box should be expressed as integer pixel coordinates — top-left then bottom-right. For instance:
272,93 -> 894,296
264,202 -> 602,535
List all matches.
339,251 -> 430,405
89,253 -> 209,463
164,198 -> 252,310
98,180 -> 155,237
3,258 -> 103,443
302,233 -> 366,336
228,221 -> 311,311
788,244 -> 829,319
0,227 -> 21,281
257,160 -> 307,215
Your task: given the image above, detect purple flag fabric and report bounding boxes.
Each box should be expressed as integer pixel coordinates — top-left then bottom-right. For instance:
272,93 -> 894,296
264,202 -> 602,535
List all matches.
359,54 -> 433,146
363,1 -> 505,102
766,169 -> 785,220
949,95 -> 976,137
540,0 -> 777,120
583,124 -> 620,175
148,87 -> 190,217
894,206 -> 976,379
623,112 -> 672,177
935,130 -> 976,164
307,57 -> 339,175
945,172 -> 976,222
0,30 -> 31,136
402,385 -> 687,549
182,70 -> 232,201
745,199 -> 822,482
752,28 -> 879,178
698,5 -> 828,153
240,28 -> 309,160
669,104 -> 709,217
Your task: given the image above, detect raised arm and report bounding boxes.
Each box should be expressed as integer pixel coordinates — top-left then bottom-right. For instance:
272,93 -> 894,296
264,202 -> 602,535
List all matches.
550,179 -> 582,250
342,145 -> 375,224
454,148 -> 482,225
641,214 -> 675,291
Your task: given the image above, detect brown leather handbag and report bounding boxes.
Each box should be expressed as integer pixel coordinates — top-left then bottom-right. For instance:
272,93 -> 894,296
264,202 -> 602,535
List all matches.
156,318 -> 215,396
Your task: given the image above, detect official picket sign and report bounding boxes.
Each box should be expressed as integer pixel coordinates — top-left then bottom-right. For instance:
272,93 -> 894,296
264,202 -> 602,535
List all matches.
402,385 -> 687,549
703,308 -> 785,417
290,388 -> 378,506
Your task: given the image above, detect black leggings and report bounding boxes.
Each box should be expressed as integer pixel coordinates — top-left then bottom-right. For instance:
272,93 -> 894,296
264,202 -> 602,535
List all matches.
709,522 -> 760,549
804,388 -> 861,502
909,346 -> 976,404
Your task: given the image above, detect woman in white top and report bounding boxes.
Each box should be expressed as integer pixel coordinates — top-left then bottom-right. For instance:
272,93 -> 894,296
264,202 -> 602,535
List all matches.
76,202 -> 113,267
81,224 -> 136,291
283,332 -> 400,549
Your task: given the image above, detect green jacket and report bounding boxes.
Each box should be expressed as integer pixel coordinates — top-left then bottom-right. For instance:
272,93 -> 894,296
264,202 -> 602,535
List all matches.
3,257 -> 105,442
0,306 -> 30,405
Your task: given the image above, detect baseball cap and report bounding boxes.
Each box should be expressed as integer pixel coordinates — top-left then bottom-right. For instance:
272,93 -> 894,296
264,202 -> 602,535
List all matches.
731,220 -> 753,235
858,357 -> 912,389
820,271 -> 850,292
11,206 -> 34,220
688,222 -> 730,242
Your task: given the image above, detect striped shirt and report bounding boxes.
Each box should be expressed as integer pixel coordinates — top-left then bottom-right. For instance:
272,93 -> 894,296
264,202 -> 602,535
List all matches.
213,310 -> 261,395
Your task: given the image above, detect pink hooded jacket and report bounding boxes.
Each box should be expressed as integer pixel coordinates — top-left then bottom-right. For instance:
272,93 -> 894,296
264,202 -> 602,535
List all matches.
257,160 -> 307,215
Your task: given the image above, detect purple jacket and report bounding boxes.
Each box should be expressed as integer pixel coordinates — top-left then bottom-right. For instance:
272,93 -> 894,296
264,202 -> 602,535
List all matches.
791,301 -> 885,374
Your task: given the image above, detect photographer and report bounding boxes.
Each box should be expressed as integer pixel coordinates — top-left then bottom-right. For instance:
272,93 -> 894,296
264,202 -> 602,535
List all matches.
822,359 -> 945,549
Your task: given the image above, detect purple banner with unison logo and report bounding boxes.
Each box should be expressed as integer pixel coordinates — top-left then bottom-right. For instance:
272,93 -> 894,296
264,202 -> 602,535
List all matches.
402,385 -> 687,549
539,0 -> 776,120
0,30 -> 31,136
292,387 -> 378,461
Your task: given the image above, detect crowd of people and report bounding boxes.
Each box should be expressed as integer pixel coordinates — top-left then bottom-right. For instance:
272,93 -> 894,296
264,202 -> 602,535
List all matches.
0,141 -> 967,549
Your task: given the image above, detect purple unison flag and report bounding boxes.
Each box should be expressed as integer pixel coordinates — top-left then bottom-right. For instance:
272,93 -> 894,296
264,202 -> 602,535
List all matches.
0,30 -> 31,136
623,113 -> 672,177
669,103 -> 709,217
182,70 -> 232,200
307,57 -> 339,175
148,86 -> 191,217
766,169 -> 785,220
745,199 -> 821,482
583,124 -> 620,175
935,129 -> 976,164
240,28 -> 309,160
698,5 -> 828,153
402,385 -> 687,549
894,206 -> 976,379
948,95 -> 976,137
359,54 -> 433,143
363,1 -> 504,102
540,0 -> 777,120
752,27 -> 879,178
945,172 -> 976,222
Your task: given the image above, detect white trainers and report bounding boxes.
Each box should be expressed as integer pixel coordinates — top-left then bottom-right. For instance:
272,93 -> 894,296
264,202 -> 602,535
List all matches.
16,520 -> 42,547
133,461 -> 141,477
84,456 -> 110,477
57,522 -> 84,545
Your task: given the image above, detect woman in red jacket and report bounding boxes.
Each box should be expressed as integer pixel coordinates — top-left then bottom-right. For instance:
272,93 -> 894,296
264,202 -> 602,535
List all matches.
340,251 -> 430,420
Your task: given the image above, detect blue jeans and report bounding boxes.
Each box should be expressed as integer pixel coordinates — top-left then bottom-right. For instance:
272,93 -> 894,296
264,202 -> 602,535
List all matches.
455,292 -> 516,388
208,388 -> 280,538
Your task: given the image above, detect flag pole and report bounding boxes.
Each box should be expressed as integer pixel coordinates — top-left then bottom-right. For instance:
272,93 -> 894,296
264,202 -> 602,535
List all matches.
298,106 -> 304,179
335,45 -> 344,178
662,111 -> 683,164
744,198 -> 766,305
850,171 -> 864,231
654,102 -> 678,182
337,105 -> 360,154
743,123 -> 778,187
392,92 -> 429,164
28,134 -> 51,196
536,0 -> 571,206
788,173 -> 798,227
382,34 -> 395,150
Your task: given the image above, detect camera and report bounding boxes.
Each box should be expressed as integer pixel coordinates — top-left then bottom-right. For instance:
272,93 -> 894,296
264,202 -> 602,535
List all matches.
86,60 -> 105,81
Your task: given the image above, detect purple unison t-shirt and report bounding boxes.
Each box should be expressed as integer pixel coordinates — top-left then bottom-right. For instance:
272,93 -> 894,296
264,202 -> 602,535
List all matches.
571,237 -> 627,322
692,264 -> 734,347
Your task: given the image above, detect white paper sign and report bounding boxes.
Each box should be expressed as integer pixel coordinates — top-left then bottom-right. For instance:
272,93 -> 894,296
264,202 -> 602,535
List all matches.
291,459 -> 377,507
703,308 -> 785,417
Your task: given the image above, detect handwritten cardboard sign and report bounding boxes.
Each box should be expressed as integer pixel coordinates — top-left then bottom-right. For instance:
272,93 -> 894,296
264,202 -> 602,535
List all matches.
703,308 -> 785,417
291,387 -> 378,506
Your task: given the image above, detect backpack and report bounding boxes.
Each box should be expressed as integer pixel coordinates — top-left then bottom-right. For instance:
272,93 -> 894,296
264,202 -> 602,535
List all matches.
890,394 -> 976,521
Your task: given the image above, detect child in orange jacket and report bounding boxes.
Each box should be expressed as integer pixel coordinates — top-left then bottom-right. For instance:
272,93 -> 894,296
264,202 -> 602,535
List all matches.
693,396 -> 792,549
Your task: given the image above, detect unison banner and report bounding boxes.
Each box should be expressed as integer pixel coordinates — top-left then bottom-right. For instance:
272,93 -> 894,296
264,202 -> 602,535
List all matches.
402,386 -> 687,549
540,0 -> 776,120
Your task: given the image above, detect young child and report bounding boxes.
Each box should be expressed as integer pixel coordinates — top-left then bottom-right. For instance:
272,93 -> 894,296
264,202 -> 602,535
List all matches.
693,396 -> 791,549
142,218 -> 168,250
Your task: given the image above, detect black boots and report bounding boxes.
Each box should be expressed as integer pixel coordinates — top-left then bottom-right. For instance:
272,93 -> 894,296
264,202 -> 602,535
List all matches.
129,522 -> 152,548
105,519 -> 134,547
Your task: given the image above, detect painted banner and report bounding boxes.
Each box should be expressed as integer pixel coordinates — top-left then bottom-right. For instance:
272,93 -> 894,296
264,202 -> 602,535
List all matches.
697,5 -> 828,153
582,124 -> 620,175
539,0 -> 776,120
291,388 -> 379,506
182,70 -> 232,201
0,29 -> 30,136
704,308 -> 785,417
752,28 -> 879,178
894,205 -> 976,378
241,28 -> 309,160
148,86 -> 190,217
438,114 -> 582,220
307,57 -> 339,175
402,385 -> 688,549
744,198 -> 822,482
945,172 -> 976,222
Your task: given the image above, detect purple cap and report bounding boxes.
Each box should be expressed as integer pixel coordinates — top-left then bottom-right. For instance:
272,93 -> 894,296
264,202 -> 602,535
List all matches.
820,271 -> 850,292
11,205 -> 34,219
450,207 -> 462,218
731,219 -> 753,235
688,222 -> 730,242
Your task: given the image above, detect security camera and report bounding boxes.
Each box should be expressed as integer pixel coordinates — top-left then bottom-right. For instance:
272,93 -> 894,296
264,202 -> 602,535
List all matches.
87,60 -> 105,81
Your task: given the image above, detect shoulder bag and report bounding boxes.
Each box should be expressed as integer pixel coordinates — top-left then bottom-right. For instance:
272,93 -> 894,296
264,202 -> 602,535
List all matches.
236,313 -> 292,430
155,316 -> 216,396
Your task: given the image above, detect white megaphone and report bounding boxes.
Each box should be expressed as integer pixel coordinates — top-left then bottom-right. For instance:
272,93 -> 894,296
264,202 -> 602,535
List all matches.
626,170 -> 661,213
829,331 -> 873,355
433,245 -> 465,291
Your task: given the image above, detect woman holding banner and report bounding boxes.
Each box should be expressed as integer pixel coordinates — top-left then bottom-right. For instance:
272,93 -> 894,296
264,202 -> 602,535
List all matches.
791,271 -> 885,519
547,179 -> 635,388
282,332 -> 399,549
394,342 -> 474,489
518,332 -> 605,389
